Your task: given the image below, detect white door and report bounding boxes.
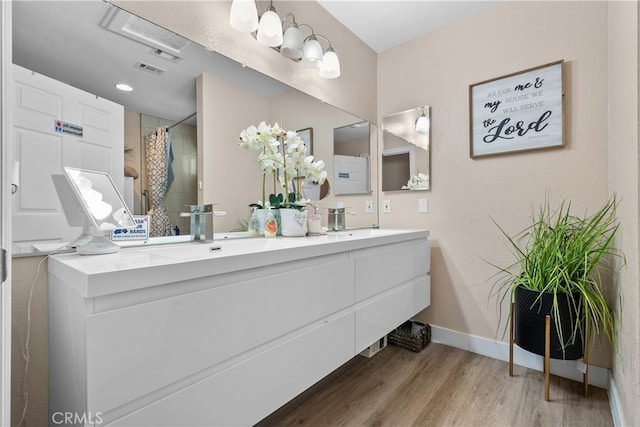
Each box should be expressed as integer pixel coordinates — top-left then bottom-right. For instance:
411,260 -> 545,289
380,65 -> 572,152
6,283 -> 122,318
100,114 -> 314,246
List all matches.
333,155 -> 369,194
12,64 -> 124,253
1,2 -> 12,425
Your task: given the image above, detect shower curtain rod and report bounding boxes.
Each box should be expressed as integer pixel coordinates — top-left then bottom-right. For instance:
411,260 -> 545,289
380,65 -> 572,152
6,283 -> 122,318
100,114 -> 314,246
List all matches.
167,112 -> 196,130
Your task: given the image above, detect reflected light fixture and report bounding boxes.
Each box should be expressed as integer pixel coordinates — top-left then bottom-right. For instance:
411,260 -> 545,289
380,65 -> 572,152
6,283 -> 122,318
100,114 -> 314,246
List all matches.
229,0 -> 341,79
280,14 -> 303,60
415,108 -> 429,133
256,1 -> 283,47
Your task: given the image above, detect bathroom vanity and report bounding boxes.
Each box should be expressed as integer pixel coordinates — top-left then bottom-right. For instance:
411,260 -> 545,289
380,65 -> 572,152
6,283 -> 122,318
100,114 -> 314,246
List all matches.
48,229 -> 431,426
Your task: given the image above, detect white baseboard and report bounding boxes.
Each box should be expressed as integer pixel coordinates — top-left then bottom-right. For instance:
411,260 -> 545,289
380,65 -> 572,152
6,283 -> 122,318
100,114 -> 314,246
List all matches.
430,324 -> 609,389
608,376 -> 626,426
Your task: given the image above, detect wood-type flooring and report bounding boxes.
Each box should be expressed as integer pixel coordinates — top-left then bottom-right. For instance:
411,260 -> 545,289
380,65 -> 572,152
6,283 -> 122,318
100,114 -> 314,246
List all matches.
258,342 -> 613,427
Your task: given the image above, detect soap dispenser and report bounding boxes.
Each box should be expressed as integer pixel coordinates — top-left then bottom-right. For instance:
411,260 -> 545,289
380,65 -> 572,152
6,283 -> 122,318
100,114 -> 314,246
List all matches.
307,203 -> 322,235
264,204 -> 277,238
248,207 -> 260,237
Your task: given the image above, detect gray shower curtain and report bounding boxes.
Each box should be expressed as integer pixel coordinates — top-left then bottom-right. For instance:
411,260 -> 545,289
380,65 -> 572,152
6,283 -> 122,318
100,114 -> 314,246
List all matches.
145,127 -> 174,236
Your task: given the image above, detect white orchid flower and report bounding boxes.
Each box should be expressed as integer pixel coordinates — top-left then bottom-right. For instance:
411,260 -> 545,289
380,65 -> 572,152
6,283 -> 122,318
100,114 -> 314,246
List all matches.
238,122 -> 330,206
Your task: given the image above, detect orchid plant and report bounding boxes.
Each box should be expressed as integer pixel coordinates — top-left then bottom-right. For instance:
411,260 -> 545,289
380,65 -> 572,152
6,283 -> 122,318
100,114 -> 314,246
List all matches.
402,173 -> 429,190
238,121 -> 327,210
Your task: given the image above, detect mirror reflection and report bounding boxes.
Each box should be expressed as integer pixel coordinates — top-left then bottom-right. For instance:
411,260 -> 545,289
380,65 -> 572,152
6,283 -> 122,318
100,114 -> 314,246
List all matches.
382,106 -> 431,191
333,121 -> 371,195
12,1 -> 378,244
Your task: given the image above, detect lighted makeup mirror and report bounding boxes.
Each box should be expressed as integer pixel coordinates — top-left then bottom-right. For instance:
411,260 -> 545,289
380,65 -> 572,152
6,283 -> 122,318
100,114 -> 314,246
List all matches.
52,167 -> 136,255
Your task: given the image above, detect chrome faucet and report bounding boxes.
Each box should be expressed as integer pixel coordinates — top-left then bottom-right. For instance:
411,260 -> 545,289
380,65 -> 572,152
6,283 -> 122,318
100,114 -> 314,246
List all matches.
181,204 -> 214,242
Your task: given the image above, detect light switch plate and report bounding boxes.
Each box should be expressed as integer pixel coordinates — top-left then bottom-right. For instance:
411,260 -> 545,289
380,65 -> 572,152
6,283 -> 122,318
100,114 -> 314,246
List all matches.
383,200 -> 391,213
365,200 -> 374,214
419,199 -> 428,213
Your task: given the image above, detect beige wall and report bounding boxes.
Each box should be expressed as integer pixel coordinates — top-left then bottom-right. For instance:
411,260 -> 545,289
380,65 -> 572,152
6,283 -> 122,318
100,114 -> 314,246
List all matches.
198,73 -> 270,231
378,0 -> 638,423
335,136 -> 369,157
607,1 -> 640,426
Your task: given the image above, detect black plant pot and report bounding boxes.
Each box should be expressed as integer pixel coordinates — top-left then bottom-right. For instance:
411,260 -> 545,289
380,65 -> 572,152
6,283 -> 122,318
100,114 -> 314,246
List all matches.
514,285 -> 584,360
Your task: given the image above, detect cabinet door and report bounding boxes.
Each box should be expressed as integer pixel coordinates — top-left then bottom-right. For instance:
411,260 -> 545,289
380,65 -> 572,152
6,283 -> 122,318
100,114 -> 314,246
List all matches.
85,258 -> 354,414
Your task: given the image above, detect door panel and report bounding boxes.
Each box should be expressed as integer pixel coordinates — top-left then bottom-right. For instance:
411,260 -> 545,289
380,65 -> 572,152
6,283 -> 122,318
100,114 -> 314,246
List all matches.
11,64 -> 123,253
16,129 -> 62,209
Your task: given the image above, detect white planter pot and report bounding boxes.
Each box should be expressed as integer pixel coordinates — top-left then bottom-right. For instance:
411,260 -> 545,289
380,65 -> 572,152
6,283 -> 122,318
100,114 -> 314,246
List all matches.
280,209 -> 308,237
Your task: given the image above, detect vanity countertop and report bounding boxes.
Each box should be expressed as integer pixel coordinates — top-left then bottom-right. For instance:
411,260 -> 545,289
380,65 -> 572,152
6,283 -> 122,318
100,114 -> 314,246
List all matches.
48,228 -> 430,298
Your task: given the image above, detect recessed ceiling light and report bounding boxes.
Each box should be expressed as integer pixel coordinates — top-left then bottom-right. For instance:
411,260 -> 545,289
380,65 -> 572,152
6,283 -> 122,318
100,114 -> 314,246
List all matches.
115,83 -> 133,92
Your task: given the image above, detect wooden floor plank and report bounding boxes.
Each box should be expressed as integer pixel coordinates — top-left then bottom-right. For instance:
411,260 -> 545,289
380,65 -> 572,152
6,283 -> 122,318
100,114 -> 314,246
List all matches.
258,343 -> 612,427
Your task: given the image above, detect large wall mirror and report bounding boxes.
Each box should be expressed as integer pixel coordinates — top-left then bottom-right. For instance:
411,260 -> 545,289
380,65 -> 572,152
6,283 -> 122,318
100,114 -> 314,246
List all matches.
382,107 -> 430,191
12,0 -> 378,243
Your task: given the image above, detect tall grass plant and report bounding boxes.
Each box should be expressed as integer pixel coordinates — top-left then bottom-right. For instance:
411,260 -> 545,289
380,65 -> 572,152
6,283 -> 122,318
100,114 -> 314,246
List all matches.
491,197 -> 625,355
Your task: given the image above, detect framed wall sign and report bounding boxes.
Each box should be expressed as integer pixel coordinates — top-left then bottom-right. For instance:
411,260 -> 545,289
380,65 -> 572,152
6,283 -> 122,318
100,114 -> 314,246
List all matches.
297,127 -> 313,156
469,60 -> 564,158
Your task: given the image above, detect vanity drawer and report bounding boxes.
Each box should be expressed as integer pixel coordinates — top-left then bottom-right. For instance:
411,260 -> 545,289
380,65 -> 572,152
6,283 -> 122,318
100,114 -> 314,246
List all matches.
355,239 -> 430,302
85,257 -> 355,414
355,275 -> 430,353
108,312 -> 355,426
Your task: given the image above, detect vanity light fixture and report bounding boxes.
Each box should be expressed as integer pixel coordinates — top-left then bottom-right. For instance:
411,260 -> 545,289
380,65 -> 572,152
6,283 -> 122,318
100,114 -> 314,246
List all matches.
301,33 -> 323,69
280,14 -> 304,60
229,0 -> 259,32
115,83 -> 133,92
256,1 -> 283,47
228,0 -> 341,79
415,108 -> 429,133
319,43 -> 341,79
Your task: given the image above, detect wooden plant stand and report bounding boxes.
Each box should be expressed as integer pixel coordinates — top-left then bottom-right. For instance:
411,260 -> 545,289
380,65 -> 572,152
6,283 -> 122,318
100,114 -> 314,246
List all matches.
509,302 -> 589,401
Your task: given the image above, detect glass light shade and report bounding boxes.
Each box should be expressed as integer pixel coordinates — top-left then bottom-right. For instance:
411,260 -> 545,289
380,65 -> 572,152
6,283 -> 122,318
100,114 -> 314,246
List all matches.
319,49 -> 340,79
415,113 -> 429,133
302,38 -> 323,69
229,0 -> 258,32
257,9 -> 283,47
281,25 -> 304,60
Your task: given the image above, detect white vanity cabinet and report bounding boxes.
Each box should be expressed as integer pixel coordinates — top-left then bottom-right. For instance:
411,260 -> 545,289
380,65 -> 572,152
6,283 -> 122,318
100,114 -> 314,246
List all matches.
48,229 -> 430,426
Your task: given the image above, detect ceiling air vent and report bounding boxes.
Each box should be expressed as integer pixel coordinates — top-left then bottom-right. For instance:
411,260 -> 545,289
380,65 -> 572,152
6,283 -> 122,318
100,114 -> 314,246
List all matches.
134,61 -> 166,76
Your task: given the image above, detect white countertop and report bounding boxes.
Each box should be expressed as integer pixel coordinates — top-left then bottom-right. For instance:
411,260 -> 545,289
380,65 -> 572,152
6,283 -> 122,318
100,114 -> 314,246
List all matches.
48,229 -> 429,298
